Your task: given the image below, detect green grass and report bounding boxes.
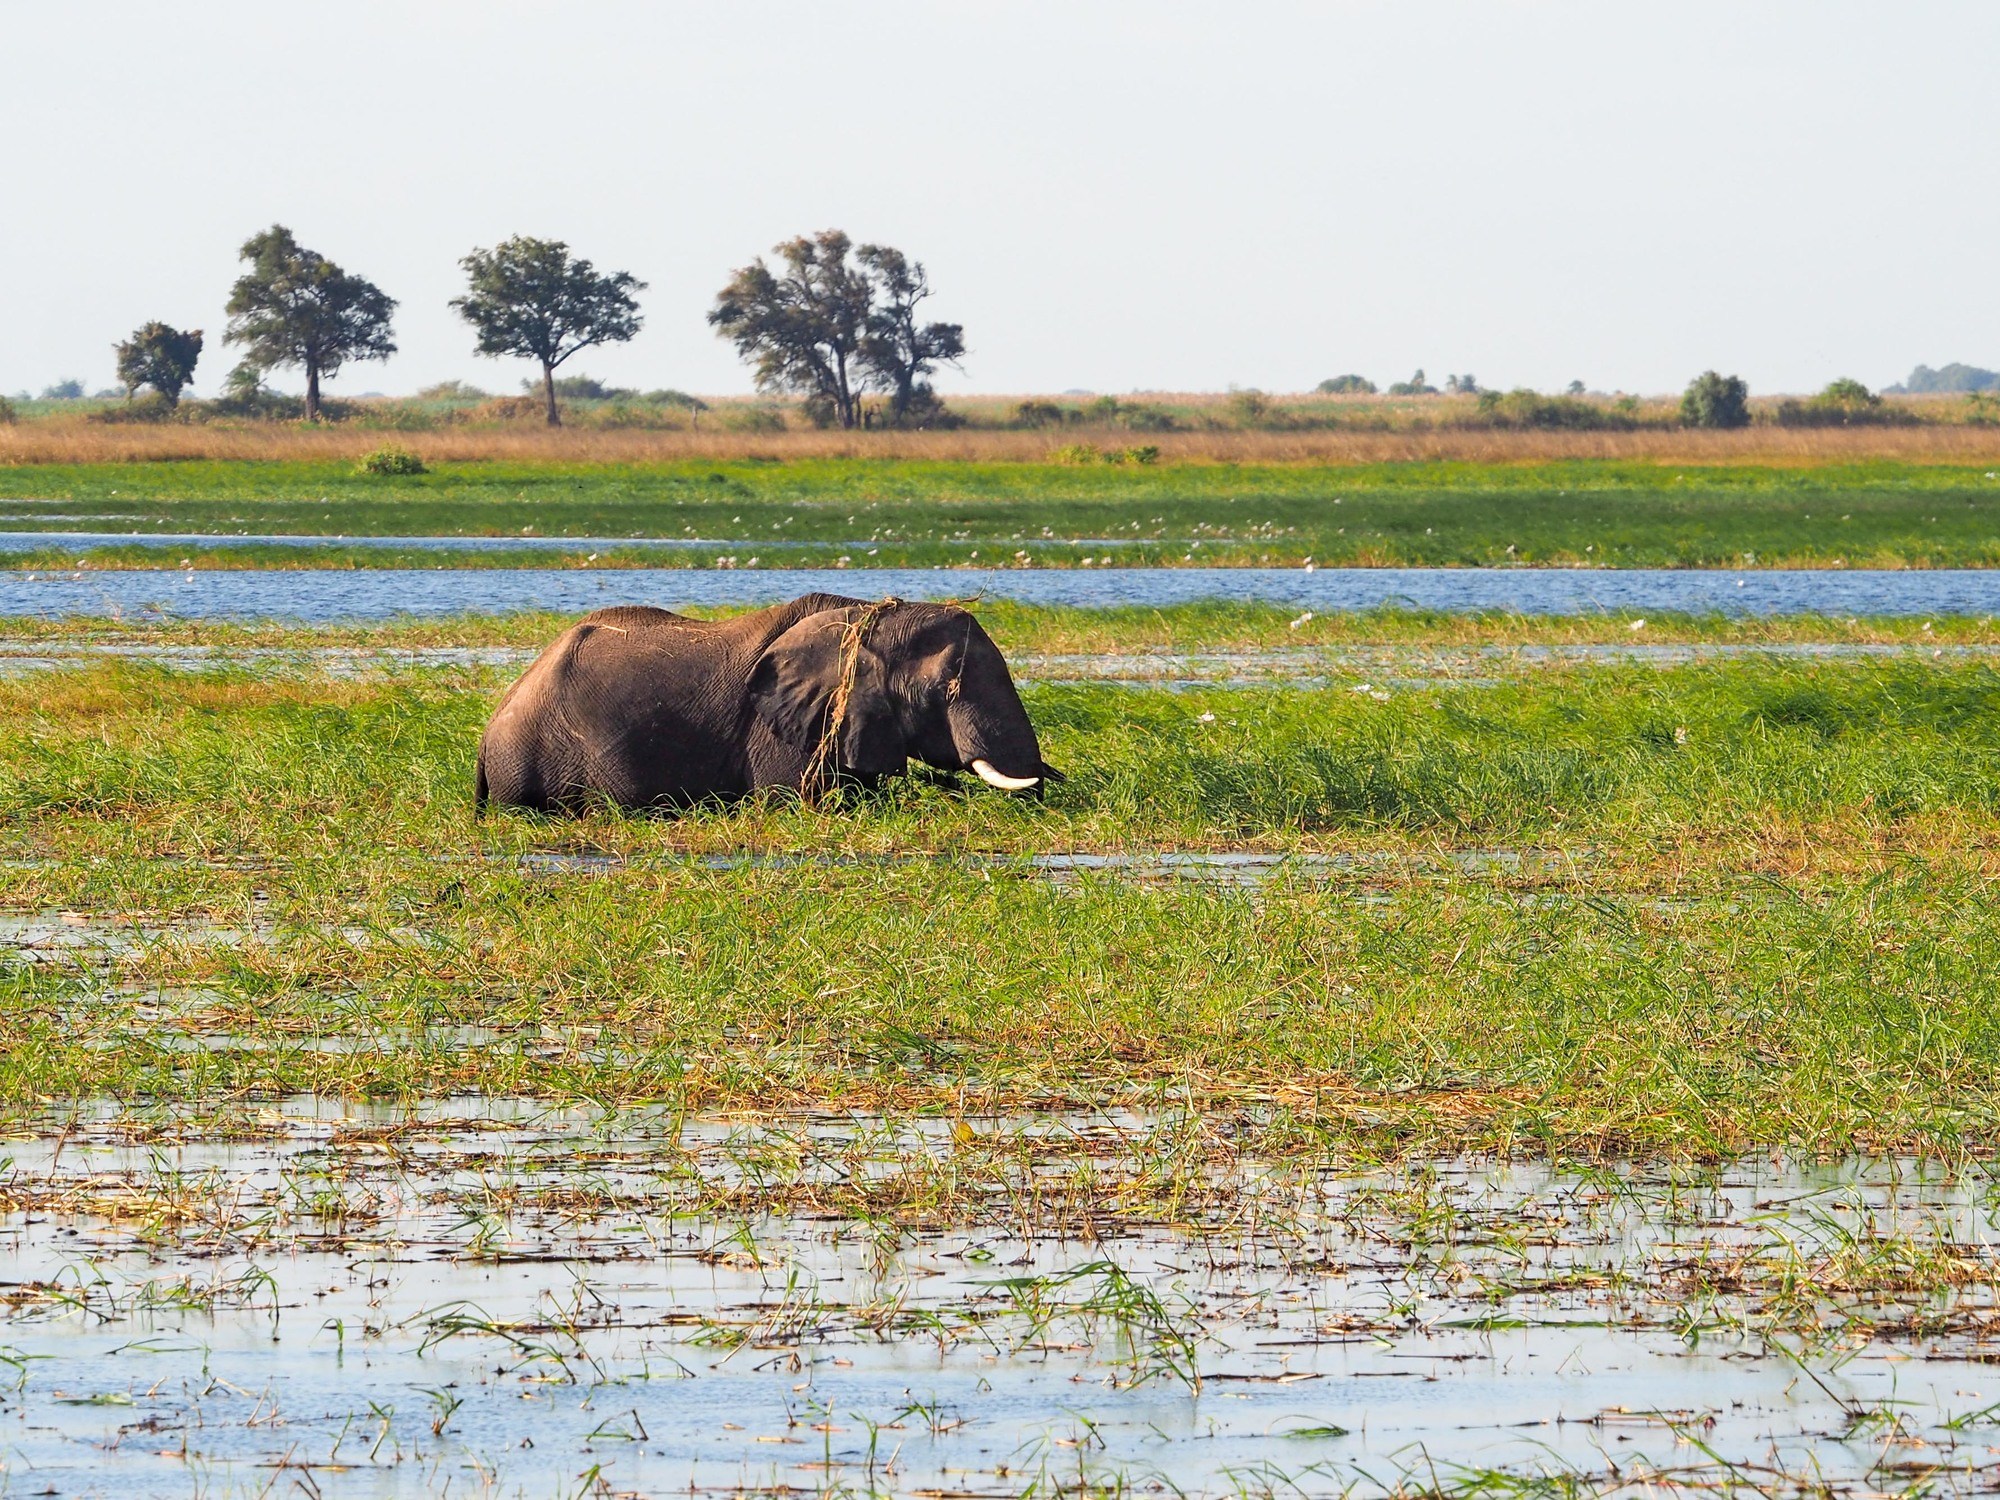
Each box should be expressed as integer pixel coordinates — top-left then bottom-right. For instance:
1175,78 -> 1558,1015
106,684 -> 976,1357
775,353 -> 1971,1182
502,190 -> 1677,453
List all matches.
4,458 -> 2000,567
4,646 -> 1999,1154
6,603 -> 1999,652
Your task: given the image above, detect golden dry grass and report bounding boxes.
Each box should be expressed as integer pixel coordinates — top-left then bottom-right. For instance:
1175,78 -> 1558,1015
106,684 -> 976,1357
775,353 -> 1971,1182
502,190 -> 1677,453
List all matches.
6,415 -> 2000,466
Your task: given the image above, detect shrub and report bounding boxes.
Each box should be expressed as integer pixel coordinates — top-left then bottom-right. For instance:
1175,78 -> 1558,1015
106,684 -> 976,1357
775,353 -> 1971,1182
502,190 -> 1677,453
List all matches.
1898,363 -> 2000,395
798,391 -> 843,428
355,445 -> 427,476
589,401 -> 662,429
1014,399 -> 1066,428
0,395 -> 14,424
534,374 -> 638,401
1469,389 -> 1628,431
1966,392 -> 2000,427
1316,374 -> 1376,395
1679,371 -> 1750,429
88,392 -> 181,425
644,389 -> 710,412
39,379 -> 85,400
1386,369 -> 1438,396
203,362 -> 301,421
416,380 -> 489,400
1046,442 -> 1157,466
718,404 -> 786,433
1224,389 -> 1274,428
347,401 -> 442,432
469,395 -> 549,423
874,386 -> 962,430
1819,377 -> 1876,408
1774,378 -> 1915,428
1116,403 -> 1178,432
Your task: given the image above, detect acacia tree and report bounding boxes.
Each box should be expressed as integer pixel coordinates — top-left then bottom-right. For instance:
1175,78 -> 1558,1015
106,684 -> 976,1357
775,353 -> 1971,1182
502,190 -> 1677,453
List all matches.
855,245 -> 964,426
114,322 -> 203,406
224,226 -> 396,420
711,231 -> 966,429
451,237 -> 646,427
710,231 -> 875,428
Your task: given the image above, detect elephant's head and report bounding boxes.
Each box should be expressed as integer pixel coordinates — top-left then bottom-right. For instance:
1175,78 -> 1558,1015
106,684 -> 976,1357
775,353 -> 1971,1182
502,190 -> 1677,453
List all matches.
746,600 -> 1055,792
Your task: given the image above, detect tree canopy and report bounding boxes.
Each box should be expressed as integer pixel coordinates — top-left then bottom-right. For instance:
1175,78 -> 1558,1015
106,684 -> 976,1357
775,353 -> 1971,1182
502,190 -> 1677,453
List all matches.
224,225 -> 396,421
710,230 -> 965,428
451,237 -> 646,426
1897,363 -> 2000,394
1679,370 -> 1750,429
856,244 -> 965,425
114,322 -> 203,406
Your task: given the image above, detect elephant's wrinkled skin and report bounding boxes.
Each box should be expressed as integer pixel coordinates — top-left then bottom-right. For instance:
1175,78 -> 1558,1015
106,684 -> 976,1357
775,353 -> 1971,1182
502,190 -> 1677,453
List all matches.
475,594 -> 1055,814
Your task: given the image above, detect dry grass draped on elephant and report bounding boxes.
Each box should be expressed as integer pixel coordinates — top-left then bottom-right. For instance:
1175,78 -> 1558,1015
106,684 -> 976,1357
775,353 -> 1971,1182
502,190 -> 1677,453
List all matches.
475,594 -> 1058,814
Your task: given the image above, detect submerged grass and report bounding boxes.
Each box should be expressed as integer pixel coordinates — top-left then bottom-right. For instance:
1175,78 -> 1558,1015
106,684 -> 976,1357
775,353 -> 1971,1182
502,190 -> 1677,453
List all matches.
3,457 -> 2000,567
6,861 -> 2000,1155
3,649 -> 2000,1153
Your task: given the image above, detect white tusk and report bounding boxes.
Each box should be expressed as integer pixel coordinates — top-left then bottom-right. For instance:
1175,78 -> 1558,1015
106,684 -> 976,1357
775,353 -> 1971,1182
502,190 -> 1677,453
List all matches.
971,758 -> 1040,791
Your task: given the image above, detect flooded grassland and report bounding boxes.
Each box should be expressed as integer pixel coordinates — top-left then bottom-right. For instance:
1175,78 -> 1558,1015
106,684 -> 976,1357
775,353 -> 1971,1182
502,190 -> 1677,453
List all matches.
3,613 -> 2000,1494
5,1107 -> 2000,1497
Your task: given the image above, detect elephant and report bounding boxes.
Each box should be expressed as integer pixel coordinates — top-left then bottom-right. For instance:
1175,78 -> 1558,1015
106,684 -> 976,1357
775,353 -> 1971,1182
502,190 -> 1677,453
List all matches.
475,593 -> 1057,814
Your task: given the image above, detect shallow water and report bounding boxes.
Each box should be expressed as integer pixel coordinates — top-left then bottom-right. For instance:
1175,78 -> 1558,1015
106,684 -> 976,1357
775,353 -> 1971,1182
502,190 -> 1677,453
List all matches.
1,638 -> 1990,693
0,848 -> 1577,957
1,1103 -> 1997,1497
512,847 -> 1563,887
5,564 -> 2000,621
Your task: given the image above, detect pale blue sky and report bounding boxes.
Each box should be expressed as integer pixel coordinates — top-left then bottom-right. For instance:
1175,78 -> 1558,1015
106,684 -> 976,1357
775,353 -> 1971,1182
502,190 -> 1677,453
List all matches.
7,1 -> 1994,398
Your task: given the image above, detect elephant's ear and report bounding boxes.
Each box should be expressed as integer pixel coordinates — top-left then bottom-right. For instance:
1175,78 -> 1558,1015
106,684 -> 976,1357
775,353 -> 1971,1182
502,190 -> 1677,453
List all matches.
747,613 -> 907,776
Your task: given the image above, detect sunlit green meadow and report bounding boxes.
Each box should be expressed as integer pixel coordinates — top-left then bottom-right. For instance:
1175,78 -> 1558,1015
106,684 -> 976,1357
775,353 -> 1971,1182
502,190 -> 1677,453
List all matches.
4,457 -> 2000,567
5,614 -> 1998,1156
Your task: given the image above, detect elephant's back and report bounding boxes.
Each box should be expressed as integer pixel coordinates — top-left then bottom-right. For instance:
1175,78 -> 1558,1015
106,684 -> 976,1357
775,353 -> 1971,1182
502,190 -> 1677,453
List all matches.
576,604 -> 702,633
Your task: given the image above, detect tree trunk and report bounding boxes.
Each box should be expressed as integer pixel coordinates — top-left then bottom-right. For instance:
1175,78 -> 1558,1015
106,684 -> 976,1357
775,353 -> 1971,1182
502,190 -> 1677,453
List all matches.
542,363 -> 561,427
304,361 -> 321,423
834,353 -> 856,429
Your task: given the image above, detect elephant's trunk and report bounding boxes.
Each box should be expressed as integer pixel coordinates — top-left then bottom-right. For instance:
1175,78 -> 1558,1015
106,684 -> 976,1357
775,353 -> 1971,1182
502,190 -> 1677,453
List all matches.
941,619 -> 1049,790
946,680 -> 1046,788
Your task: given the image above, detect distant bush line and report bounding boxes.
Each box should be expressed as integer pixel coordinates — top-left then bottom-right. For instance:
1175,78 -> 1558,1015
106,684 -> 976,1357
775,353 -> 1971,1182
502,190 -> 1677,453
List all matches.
19,380 -> 2000,439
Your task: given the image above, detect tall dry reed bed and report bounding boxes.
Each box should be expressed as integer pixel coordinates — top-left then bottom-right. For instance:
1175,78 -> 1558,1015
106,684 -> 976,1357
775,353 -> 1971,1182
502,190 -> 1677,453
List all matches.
7,417 -> 2000,466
